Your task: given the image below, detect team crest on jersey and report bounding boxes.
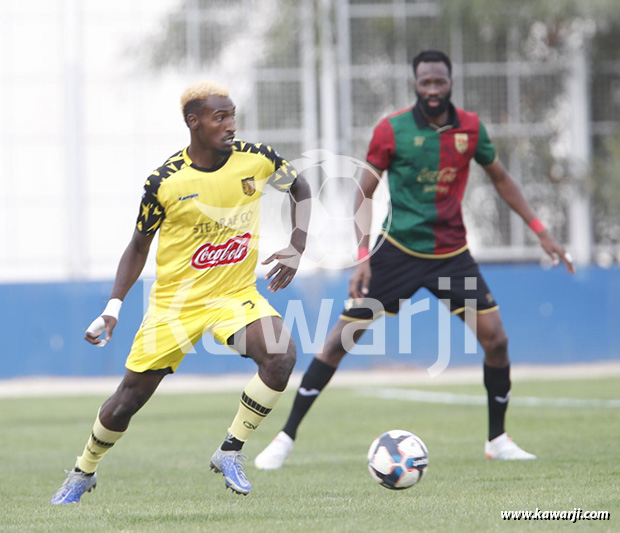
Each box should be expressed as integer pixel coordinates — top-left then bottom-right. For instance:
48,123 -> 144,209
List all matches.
241,176 -> 256,196
455,133 -> 468,154
414,136 -> 425,147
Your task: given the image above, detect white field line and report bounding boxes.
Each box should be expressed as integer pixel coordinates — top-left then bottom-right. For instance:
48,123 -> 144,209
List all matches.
0,361 -> 619,399
359,389 -> 620,409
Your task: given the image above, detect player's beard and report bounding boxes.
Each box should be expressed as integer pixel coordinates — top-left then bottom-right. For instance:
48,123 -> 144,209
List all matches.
416,90 -> 451,118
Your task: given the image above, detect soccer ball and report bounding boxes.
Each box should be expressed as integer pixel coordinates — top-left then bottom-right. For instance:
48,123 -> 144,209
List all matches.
367,430 -> 429,490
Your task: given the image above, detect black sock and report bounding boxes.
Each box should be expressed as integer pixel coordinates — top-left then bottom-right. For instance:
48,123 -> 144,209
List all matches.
484,364 -> 511,441
74,467 -> 94,476
220,433 -> 244,452
282,358 -> 337,440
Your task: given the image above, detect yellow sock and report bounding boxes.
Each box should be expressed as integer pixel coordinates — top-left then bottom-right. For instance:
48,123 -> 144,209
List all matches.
228,374 -> 283,442
75,412 -> 125,474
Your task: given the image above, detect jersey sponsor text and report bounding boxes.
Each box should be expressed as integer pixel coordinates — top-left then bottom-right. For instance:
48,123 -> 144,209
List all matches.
191,233 -> 252,270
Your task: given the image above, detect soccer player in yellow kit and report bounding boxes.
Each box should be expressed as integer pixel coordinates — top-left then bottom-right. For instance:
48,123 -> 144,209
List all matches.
51,81 -> 311,503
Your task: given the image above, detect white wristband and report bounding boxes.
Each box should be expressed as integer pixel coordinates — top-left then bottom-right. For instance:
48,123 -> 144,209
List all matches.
85,299 -> 123,348
102,298 -> 123,320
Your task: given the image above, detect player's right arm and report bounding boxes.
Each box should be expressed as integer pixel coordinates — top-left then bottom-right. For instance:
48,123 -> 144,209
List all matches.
85,170 -> 166,346
349,164 -> 383,300
109,230 -> 155,302
85,230 -> 155,346
350,117 -> 393,300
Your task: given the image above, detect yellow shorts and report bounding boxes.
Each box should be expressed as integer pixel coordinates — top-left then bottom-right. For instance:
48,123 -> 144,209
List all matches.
125,285 -> 280,373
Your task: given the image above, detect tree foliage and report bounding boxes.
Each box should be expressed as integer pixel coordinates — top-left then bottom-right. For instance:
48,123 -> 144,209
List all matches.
593,134 -> 620,244
439,0 -> 620,30
139,0 -> 620,246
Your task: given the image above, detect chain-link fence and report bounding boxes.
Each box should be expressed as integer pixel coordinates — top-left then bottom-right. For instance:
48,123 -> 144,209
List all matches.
1,0 -> 619,280
339,0 -> 620,263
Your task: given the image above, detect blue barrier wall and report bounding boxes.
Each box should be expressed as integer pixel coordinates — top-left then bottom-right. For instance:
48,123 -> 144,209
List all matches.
1,264 -> 618,378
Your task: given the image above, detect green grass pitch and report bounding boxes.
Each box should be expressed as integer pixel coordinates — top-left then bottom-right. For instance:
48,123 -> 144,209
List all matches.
1,377 -> 618,532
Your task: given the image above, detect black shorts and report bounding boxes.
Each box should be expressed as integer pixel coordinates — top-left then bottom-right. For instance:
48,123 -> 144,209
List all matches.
341,239 -> 499,321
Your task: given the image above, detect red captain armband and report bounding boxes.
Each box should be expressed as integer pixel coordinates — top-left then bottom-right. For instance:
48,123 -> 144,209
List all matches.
357,247 -> 370,261
529,218 -> 546,235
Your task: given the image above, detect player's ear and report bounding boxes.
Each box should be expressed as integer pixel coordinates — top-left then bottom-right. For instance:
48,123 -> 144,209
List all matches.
186,113 -> 199,130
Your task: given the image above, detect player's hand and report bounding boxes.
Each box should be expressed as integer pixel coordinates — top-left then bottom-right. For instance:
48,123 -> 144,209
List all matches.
262,245 -> 301,292
538,230 -> 575,274
349,261 -> 371,301
85,314 -> 118,347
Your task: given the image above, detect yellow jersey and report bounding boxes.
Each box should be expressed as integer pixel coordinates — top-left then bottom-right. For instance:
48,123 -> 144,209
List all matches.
136,141 -> 298,310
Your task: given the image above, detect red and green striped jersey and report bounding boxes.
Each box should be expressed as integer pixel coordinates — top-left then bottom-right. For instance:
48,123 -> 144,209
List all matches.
367,103 -> 496,257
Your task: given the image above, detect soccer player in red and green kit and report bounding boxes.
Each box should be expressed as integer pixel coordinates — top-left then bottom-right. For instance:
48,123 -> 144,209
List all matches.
255,50 -> 575,468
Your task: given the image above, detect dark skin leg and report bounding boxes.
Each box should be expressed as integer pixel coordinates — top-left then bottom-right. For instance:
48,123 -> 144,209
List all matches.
472,310 -> 509,367
456,308 -> 509,365
99,370 -> 167,432
97,317 -> 297,433
228,316 -> 296,391
315,319 -> 370,368
318,311 -> 508,369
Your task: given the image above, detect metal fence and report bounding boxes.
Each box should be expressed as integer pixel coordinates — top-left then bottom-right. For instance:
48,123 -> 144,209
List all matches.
1,0 -> 618,281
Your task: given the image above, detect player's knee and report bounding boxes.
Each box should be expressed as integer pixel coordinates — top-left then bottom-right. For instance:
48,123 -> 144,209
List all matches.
318,343 -> 347,367
109,389 -> 149,421
277,341 -> 297,376
259,347 -> 295,391
321,323 -> 353,364
482,330 -> 509,364
109,402 -> 135,422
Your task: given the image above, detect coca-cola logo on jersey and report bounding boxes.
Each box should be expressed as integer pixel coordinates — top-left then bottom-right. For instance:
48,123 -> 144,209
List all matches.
191,233 -> 252,270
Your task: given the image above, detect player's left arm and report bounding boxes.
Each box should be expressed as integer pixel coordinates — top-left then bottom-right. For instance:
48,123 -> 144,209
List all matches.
263,175 -> 312,291
483,159 -> 575,273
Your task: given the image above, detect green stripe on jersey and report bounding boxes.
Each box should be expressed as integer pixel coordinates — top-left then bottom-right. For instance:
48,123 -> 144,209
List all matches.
381,111 -> 440,255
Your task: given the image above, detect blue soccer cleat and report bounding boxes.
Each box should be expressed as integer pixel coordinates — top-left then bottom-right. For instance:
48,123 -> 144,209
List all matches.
50,469 -> 97,504
210,449 -> 252,495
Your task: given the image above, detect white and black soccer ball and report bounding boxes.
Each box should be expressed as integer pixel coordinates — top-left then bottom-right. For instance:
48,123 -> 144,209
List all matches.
367,430 -> 429,490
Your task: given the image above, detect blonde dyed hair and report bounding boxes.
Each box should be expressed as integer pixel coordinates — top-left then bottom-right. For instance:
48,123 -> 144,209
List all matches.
180,81 -> 230,119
